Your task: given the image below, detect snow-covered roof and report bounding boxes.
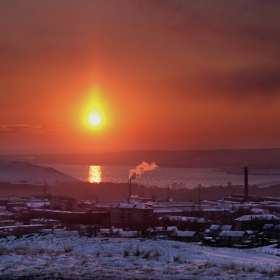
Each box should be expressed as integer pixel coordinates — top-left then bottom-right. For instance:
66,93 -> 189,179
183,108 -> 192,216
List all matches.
167,226 -> 178,231
263,224 -> 274,230
250,208 -> 269,214
100,228 -> 124,234
134,204 -> 152,210
154,226 -> 178,232
30,209 -> 98,214
112,203 -> 152,210
173,231 -> 197,237
221,225 -> 232,231
209,225 -> 220,230
235,214 -> 280,222
203,208 -> 227,212
246,230 -> 257,235
26,202 -> 50,208
153,209 -> 183,213
219,231 -> 246,237
0,212 -> 14,217
167,216 -> 206,223
111,228 -> 123,233
159,202 -> 195,207
113,203 -> 134,209
204,236 -> 212,240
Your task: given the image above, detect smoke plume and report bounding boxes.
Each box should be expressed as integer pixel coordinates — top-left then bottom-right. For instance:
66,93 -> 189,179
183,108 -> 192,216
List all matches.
129,161 -> 158,180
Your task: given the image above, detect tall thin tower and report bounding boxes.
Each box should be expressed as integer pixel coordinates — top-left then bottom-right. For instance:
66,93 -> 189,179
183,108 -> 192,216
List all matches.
244,167 -> 248,202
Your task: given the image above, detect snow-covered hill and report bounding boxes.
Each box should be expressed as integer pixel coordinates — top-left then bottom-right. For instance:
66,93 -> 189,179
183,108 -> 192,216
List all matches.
0,160 -> 81,185
1,230 -> 280,279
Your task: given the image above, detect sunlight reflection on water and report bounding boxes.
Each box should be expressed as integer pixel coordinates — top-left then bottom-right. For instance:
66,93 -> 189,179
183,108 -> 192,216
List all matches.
88,166 -> 101,183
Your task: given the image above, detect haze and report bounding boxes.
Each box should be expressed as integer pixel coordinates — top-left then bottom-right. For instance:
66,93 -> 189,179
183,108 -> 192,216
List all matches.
1,0 -> 280,153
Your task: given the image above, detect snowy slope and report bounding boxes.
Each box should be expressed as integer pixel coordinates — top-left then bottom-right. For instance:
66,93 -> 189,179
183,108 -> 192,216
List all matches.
0,161 -> 80,185
1,230 -> 280,279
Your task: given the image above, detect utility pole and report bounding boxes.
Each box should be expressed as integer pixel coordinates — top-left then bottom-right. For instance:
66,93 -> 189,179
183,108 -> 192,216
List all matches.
198,184 -> 201,204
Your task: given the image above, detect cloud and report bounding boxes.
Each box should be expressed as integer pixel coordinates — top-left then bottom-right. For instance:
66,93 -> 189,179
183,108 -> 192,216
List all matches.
0,124 -> 64,134
135,1 -> 280,59
201,66 -> 280,98
149,64 -> 280,101
135,0 -> 183,11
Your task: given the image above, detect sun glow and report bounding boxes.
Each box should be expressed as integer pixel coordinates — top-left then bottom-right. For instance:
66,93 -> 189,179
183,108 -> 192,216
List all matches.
88,113 -> 101,126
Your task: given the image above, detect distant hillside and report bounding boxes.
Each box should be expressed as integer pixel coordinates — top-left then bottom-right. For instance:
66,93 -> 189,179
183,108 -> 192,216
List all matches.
1,149 -> 280,169
0,161 -> 81,185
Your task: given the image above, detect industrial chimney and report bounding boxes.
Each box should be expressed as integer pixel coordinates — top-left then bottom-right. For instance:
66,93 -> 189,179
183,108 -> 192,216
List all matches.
244,167 -> 248,202
127,179 -> 132,203
167,186 -> 170,202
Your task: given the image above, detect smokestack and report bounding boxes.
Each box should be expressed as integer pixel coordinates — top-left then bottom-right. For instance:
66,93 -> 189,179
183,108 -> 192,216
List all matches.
128,162 -> 158,203
244,167 -> 248,202
127,179 -> 129,203
167,186 -> 170,202
127,179 -> 133,203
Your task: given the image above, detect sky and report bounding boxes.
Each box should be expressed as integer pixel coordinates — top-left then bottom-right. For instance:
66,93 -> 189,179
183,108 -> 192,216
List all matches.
1,0 -> 280,153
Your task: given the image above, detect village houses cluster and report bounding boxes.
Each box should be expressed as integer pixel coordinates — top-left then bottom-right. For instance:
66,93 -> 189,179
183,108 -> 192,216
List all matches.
1,190 -> 280,249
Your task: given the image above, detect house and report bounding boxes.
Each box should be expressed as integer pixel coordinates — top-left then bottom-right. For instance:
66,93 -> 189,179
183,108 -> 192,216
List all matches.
146,226 -> 178,239
165,216 -> 208,231
263,223 -> 280,240
110,203 -> 153,226
99,228 -> 123,237
171,230 -> 200,242
119,231 -> 142,238
30,218 -> 61,228
50,196 -> 77,212
273,224 -> 280,239
96,198 -> 128,207
209,224 -> 221,237
262,224 -> 274,239
235,214 -> 280,230
0,224 -> 45,238
78,225 -> 99,237
203,225 -> 236,246
218,230 -> 249,247
100,228 -> 111,237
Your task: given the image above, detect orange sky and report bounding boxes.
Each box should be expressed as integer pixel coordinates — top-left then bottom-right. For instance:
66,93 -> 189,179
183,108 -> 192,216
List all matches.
1,0 -> 280,153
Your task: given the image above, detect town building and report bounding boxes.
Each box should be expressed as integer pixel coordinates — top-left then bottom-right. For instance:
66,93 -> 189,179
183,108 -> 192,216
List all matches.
110,203 -> 153,226
50,196 -> 77,211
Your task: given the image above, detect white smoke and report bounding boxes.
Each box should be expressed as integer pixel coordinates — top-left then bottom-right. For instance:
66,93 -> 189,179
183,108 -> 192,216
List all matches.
129,161 -> 158,180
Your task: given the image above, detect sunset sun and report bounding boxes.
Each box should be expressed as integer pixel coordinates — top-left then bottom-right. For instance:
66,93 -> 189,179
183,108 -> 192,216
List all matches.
88,113 -> 101,126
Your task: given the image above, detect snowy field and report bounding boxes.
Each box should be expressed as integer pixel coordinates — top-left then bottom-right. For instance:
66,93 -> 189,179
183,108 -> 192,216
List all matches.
1,230 -> 280,279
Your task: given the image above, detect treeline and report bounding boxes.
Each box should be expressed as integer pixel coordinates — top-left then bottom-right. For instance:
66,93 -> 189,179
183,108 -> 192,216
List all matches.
1,181 -> 280,202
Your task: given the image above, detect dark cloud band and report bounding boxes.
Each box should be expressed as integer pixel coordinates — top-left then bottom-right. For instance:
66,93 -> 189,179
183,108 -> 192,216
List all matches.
0,124 -> 63,134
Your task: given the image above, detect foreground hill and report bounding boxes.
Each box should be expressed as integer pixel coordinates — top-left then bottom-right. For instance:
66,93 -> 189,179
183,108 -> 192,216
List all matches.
1,230 -> 280,279
0,160 -> 80,185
